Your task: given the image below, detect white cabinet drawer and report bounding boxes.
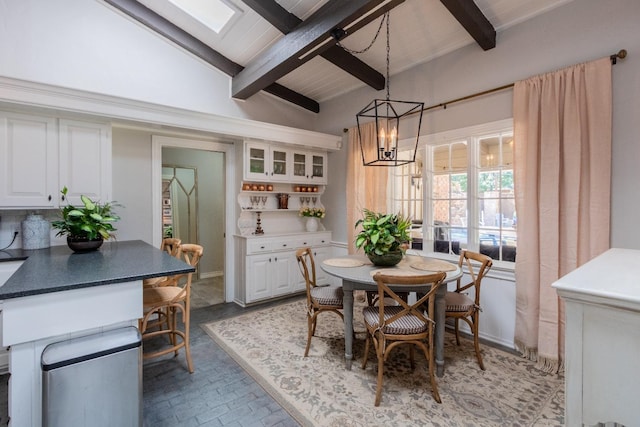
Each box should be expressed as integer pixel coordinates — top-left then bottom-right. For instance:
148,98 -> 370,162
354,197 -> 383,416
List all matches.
247,239 -> 274,254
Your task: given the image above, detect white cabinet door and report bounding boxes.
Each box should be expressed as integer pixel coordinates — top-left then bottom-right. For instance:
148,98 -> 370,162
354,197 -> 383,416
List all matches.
246,253 -> 272,302
245,141 -> 270,181
59,119 -> 111,205
0,112 -> 57,207
290,150 -> 328,184
269,146 -> 290,182
271,251 -> 294,296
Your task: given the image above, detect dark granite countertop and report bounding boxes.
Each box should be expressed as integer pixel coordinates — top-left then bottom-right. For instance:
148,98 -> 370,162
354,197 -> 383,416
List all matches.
0,240 -> 194,300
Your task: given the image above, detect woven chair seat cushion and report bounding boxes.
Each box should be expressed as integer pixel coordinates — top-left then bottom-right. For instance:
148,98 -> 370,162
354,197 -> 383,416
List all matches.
143,286 -> 184,308
445,291 -> 475,312
311,286 -> 344,306
362,306 -> 428,335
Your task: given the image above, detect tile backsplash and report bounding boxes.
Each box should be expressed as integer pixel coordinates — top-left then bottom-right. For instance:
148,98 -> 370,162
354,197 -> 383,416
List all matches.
0,210 -> 65,250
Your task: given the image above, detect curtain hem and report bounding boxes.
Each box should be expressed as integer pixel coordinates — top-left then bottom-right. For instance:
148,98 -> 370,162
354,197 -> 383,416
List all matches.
515,339 -> 565,375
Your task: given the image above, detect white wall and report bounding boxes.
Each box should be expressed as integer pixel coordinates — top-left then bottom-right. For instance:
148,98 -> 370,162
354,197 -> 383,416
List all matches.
0,0 -> 317,131
316,0 -> 640,250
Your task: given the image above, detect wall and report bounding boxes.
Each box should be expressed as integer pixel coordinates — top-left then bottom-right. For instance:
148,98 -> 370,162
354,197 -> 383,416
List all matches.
0,0 -> 317,131
317,0 -> 640,251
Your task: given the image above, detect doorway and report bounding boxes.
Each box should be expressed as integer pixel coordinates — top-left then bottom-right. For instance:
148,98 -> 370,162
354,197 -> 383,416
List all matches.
152,136 -> 236,306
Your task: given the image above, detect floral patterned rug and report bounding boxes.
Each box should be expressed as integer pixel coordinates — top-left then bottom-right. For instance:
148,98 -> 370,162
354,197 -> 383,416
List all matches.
202,299 -> 564,427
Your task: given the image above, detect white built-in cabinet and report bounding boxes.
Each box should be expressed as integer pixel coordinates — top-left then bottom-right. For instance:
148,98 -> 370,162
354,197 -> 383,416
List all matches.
244,140 -> 327,184
235,232 -> 331,306
0,111 -> 111,208
236,139 -> 332,306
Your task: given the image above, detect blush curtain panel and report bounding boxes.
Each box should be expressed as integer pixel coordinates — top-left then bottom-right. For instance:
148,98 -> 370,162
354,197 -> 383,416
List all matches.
513,57 -> 612,373
346,122 -> 388,254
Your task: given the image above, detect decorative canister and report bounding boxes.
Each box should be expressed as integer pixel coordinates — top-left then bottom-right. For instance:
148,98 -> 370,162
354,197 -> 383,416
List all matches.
21,213 -> 50,249
242,183 -> 251,191
266,184 -> 273,191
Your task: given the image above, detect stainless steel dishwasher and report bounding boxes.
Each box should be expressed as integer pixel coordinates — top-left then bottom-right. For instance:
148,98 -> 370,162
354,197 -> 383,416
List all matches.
41,326 -> 142,427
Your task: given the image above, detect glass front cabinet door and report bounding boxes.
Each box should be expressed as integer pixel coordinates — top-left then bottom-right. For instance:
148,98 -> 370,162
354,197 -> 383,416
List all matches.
270,147 -> 289,181
245,142 -> 269,181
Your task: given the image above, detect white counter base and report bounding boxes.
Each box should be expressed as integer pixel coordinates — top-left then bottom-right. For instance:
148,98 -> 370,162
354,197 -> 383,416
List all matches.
553,248 -> 640,426
2,280 -> 142,427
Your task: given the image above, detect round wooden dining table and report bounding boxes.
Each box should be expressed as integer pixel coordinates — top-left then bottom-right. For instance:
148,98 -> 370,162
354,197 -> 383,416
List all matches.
320,254 -> 462,377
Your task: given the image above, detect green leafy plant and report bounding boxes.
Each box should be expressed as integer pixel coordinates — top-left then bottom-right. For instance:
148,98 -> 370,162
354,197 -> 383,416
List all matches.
51,187 -> 120,241
355,209 -> 411,255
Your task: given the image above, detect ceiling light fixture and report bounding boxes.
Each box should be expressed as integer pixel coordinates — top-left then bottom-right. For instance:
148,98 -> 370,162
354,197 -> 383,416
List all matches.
354,12 -> 423,166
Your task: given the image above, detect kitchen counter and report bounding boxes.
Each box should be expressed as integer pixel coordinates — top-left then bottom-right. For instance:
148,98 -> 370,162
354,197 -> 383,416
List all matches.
0,240 -> 194,299
1,239 -> 194,426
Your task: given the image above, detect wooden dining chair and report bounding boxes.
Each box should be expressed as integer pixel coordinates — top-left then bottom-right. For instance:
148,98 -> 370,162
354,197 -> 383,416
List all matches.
361,271 -> 446,406
445,250 -> 493,370
296,247 -> 344,357
140,243 -> 203,373
143,237 -> 182,288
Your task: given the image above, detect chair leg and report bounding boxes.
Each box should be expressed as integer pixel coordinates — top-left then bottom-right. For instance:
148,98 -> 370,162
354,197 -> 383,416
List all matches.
454,318 -> 461,345
374,341 -> 385,407
473,312 -> 485,370
304,313 -> 314,357
183,304 -> 194,373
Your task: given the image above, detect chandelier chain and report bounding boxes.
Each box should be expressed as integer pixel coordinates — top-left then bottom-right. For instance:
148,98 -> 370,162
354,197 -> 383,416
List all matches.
385,12 -> 390,101
336,13 -> 387,55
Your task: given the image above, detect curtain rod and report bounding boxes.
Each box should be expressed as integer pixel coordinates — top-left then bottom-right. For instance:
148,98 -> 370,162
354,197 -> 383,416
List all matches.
343,49 -> 627,132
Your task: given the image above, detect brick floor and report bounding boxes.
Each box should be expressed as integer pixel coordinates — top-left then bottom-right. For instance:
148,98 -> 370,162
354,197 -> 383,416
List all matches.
142,296 -> 303,427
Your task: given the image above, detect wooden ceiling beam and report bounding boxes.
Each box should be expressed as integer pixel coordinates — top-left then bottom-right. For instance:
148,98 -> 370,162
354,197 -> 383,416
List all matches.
242,0 -> 384,90
102,0 -> 319,112
439,0 -> 496,50
232,0 -> 405,100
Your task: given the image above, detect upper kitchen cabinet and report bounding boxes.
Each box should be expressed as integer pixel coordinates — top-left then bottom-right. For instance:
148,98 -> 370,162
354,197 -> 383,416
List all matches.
0,112 -> 58,207
0,111 -> 112,208
244,141 -> 327,185
244,141 -> 290,182
291,150 -> 327,185
58,119 -> 112,205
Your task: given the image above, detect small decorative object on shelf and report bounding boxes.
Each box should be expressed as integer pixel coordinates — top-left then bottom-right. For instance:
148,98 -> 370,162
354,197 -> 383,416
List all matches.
242,183 -> 251,191
51,187 -> 121,253
277,193 -> 289,209
254,211 -> 264,235
300,207 -> 325,232
266,184 -> 273,191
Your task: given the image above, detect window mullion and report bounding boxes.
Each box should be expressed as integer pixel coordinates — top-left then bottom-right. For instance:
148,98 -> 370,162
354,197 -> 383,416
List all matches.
467,137 -> 479,251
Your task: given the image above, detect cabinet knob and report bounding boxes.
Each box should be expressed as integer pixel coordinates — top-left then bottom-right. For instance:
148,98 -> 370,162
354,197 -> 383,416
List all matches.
48,195 -> 52,201
282,244 -> 287,247
61,195 -> 65,201
303,242 -> 307,245
260,246 -> 265,249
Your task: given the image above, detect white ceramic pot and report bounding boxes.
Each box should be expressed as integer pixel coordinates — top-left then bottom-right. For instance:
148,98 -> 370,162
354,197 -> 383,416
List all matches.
306,217 -> 319,232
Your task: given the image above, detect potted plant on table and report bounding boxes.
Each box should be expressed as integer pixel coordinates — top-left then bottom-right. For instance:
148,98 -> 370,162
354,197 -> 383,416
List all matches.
355,209 -> 412,266
51,187 -> 120,253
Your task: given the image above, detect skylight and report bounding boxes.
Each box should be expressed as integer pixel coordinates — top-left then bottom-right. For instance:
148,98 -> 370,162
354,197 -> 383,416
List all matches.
169,0 -> 236,34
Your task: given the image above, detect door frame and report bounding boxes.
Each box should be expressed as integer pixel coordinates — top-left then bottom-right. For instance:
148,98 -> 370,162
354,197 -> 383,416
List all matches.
151,135 -> 236,303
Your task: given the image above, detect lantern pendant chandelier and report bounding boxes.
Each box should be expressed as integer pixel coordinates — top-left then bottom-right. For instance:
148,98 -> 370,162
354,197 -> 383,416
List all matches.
355,12 -> 424,166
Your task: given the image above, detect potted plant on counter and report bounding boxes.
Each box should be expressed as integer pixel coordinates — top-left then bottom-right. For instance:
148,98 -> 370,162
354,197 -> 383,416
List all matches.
355,209 -> 411,266
51,187 -> 120,252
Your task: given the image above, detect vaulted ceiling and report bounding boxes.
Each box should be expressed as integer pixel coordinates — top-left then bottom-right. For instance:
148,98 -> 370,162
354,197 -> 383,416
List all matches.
103,0 -> 575,113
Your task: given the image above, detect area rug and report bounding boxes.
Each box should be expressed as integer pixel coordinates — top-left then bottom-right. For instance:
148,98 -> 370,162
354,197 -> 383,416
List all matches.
202,299 -> 564,427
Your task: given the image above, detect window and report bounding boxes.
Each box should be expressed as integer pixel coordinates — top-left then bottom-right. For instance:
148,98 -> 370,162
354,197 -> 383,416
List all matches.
391,151 -> 423,249
390,121 -> 516,262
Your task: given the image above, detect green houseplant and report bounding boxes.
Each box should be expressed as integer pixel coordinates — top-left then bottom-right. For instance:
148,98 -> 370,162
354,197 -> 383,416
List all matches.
51,187 -> 120,252
355,209 -> 412,266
